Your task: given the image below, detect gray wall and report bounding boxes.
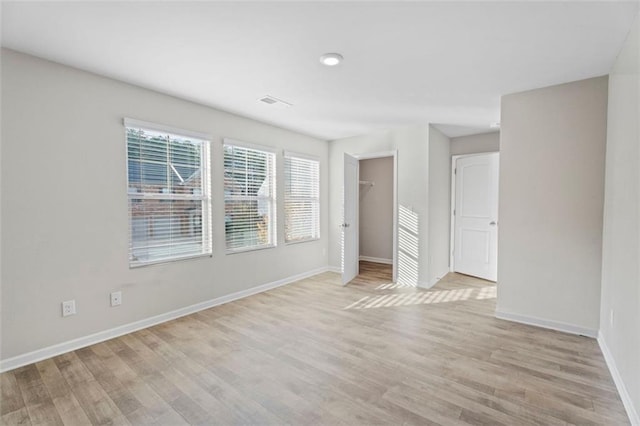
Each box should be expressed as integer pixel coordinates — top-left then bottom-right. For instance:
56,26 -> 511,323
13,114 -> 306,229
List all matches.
359,157 -> 393,262
428,126 -> 451,285
0,49 -> 329,360
600,13 -> 640,421
450,131 -> 499,155
329,125 -> 430,287
497,76 -> 608,335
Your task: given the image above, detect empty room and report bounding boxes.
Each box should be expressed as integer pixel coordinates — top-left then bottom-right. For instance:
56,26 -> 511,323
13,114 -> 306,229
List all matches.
1,1 -> 639,425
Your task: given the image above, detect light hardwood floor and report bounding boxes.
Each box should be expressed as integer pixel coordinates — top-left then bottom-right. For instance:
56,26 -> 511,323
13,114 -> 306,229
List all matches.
1,262 -> 629,425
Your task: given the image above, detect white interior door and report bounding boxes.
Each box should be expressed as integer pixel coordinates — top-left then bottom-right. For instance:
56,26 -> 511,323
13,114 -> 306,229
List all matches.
453,153 -> 499,281
342,153 -> 359,284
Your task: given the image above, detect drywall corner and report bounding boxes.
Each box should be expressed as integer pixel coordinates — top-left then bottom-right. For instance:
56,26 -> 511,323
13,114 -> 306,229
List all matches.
599,11 -> 640,424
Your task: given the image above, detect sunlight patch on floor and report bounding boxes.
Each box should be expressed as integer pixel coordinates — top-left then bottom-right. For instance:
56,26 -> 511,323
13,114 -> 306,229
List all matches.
375,282 -> 416,290
344,286 -> 496,310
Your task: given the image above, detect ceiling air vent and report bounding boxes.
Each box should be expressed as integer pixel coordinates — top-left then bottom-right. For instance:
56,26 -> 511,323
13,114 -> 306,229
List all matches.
258,95 -> 292,108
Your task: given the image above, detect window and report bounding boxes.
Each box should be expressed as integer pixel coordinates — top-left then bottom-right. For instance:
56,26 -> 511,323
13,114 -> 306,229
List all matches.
223,140 -> 276,252
125,119 -> 211,267
284,152 -> 320,243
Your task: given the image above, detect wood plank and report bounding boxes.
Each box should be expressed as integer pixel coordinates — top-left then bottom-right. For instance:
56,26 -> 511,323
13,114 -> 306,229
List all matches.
1,372 -> 26,416
1,407 -> 32,426
36,359 -> 91,425
53,352 -> 128,425
13,365 -> 63,426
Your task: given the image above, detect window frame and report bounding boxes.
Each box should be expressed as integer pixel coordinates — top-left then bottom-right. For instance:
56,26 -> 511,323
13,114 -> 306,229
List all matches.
124,118 -> 212,268
284,151 -> 321,245
222,138 -> 277,254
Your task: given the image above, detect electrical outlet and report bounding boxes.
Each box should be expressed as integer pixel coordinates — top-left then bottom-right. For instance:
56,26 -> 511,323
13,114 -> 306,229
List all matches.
610,309 -> 614,327
62,300 -> 76,317
111,291 -> 122,307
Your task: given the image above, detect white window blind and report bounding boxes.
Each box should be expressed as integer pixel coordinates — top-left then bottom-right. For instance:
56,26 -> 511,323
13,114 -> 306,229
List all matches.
284,153 -> 320,243
125,119 -> 211,267
223,141 -> 276,252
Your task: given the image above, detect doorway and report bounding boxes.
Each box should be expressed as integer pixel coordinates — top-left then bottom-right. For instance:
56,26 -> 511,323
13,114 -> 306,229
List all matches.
450,152 -> 499,281
359,156 -> 394,273
342,151 -> 398,285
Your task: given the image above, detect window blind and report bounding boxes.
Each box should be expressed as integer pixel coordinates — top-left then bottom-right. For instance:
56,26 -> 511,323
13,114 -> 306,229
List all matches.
126,122 -> 211,266
284,153 -> 320,243
223,142 -> 276,252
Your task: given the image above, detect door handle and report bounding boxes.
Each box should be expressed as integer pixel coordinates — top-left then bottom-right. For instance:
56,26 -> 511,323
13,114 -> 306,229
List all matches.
489,221 -> 497,226
341,223 -> 350,228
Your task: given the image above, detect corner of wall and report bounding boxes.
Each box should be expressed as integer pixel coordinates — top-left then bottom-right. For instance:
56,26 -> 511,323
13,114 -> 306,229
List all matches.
598,11 -> 640,425
598,332 -> 640,425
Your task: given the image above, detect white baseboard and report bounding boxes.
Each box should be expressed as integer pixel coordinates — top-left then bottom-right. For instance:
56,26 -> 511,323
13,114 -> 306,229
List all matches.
0,266 -> 331,373
428,267 -> 451,288
495,310 -> 598,338
358,256 -> 393,265
327,266 -> 342,273
417,281 -> 432,289
598,332 -> 640,425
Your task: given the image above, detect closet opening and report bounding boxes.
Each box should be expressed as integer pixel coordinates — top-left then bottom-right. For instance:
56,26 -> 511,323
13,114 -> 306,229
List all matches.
358,155 -> 395,280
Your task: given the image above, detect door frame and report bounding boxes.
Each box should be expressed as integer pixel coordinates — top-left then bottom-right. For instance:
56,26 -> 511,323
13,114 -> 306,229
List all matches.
342,153 -> 360,285
449,152 -> 499,272
346,150 -> 398,283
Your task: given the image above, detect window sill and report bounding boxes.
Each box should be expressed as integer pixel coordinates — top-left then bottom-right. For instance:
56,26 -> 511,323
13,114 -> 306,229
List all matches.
285,237 -> 321,246
225,244 -> 276,255
129,252 -> 212,268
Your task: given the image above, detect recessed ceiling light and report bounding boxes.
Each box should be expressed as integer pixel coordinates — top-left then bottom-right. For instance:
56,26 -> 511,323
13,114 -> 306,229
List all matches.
320,53 -> 343,67
490,122 -> 501,129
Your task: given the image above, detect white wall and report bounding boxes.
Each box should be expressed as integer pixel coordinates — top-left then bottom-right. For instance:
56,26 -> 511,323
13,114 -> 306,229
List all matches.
600,13 -> 640,423
450,131 -> 499,155
497,76 -> 608,335
359,157 -> 393,262
0,49 -> 329,361
329,125 -> 430,286
428,125 -> 451,285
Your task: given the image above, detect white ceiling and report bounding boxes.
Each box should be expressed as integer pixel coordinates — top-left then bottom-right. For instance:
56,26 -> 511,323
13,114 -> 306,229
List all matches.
2,1 -> 638,140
